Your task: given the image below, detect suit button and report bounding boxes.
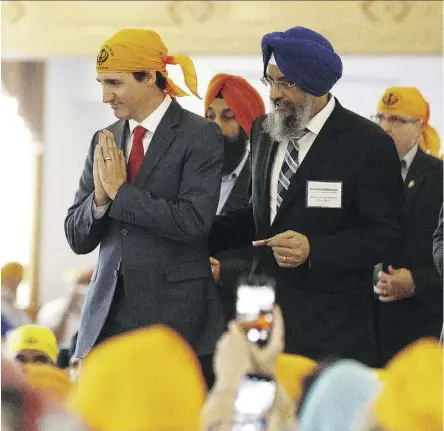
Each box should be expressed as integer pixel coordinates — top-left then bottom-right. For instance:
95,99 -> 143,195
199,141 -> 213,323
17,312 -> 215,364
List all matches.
121,229 -> 128,235
113,270 -> 118,277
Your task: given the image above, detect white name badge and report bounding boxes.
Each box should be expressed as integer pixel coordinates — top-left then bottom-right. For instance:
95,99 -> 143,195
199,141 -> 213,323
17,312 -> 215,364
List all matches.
306,181 -> 342,208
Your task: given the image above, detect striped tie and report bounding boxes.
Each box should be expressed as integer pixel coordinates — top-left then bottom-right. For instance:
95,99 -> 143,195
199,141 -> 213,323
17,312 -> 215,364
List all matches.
276,130 -> 308,209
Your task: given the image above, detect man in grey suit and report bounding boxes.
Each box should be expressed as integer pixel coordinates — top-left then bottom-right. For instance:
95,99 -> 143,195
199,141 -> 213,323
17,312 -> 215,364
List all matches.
64,29 -> 225,386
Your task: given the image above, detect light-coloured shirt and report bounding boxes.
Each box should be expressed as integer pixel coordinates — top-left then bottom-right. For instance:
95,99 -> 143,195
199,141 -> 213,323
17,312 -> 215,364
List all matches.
217,147 -> 250,215
92,95 -> 172,219
1,288 -> 30,328
37,293 -> 85,348
401,144 -> 418,181
270,96 -> 336,224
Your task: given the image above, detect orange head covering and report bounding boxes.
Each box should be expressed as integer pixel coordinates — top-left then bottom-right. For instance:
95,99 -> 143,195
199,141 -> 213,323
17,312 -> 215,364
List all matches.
2,261 -> 24,285
23,364 -> 72,402
96,29 -> 200,99
68,325 -> 206,431
204,73 -> 265,136
373,338 -> 443,431
377,87 -> 441,158
275,353 -> 317,401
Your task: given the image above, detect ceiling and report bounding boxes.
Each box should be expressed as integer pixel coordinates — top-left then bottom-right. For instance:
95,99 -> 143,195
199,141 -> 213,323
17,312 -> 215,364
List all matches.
2,1 -> 442,57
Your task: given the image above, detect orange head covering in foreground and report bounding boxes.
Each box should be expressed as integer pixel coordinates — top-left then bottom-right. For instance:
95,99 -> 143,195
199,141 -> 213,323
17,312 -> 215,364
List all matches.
24,364 -> 72,402
97,29 -> 200,99
373,338 -> 443,431
68,325 -> 206,431
275,353 -> 317,402
205,73 -> 265,136
377,87 -> 441,158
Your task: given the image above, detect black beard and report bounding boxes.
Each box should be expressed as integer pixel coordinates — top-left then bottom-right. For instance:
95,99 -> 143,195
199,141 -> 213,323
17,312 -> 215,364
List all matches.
223,129 -> 248,174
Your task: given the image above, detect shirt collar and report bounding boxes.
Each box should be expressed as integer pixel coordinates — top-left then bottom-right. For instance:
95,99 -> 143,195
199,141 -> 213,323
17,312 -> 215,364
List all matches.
305,95 -> 336,136
402,144 -> 418,171
128,94 -> 172,135
223,145 -> 250,180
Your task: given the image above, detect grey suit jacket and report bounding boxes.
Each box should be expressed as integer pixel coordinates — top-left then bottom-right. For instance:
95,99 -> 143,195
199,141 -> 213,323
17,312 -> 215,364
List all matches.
65,99 -> 225,358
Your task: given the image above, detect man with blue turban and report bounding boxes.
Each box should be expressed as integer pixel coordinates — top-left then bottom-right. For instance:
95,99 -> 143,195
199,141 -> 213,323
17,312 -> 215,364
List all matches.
209,26 -> 404,366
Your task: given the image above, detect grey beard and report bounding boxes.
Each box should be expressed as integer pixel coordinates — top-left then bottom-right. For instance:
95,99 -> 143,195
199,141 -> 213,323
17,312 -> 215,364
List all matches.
263,95 -> 316,143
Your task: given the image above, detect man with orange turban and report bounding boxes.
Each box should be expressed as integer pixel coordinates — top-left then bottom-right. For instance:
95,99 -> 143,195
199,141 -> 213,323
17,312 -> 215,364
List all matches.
373,87 -> 443,365
65,29 -> 225,388
205,74 -> 265,321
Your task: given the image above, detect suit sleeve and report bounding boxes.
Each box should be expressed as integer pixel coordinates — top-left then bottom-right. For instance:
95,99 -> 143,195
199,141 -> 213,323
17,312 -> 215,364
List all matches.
64,132 -> 110,255
217,246 -> 255,291
308,133 -> 404,274
108,121 -> 224,244
433,205 -> 443,278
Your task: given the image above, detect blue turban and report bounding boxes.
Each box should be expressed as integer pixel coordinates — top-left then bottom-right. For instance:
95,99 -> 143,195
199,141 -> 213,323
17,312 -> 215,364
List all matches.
261,27 -> 343,96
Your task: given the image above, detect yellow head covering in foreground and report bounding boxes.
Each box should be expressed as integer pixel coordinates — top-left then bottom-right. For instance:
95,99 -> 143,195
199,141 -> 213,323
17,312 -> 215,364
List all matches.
373,338 -> 443,431
68,325 -> 206,431
24,364 -> 72,401
377,87 -> 441,158
275,353 -> 317,401
6,325 -> 59,363
97,29 -> 200,99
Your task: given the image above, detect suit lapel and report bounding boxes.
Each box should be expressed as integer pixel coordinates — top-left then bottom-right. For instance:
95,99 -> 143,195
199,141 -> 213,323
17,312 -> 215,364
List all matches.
271,103 -> 342,227
404,149 -> 427,213
260,136 -> 278,232
113,120 -> 129,154
134,99 -> 181,188
221,163 -> 250,215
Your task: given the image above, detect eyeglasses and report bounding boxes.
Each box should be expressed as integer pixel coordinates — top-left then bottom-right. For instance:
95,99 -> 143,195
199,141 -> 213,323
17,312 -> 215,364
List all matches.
370,113 -> 419,126
261,75 -> 296,90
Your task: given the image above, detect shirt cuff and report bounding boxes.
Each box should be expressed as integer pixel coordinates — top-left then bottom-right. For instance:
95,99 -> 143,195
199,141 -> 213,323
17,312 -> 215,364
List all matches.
92,200 -> 111,219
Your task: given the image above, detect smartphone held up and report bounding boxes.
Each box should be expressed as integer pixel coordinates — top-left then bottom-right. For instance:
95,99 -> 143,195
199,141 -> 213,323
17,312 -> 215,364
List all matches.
235,282 -> 275,347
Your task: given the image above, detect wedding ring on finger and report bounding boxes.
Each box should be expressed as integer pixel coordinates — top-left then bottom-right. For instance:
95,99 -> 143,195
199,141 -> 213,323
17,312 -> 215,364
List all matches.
104,157 -> 112,161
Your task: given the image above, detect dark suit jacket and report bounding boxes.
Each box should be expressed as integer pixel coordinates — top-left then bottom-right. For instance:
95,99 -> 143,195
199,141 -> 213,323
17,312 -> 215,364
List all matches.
209,100 -> 404,366
216,162 -> 255,321
377,150 -> 443,364
433,205 -> 443,279
65,100 -> 225,358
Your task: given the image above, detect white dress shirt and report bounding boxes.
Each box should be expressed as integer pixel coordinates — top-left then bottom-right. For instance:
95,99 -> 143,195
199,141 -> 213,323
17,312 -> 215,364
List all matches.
269,96 -> 336,224
93,95 -> 172,218
217,147 -> 250,215
401,144 -> 418,181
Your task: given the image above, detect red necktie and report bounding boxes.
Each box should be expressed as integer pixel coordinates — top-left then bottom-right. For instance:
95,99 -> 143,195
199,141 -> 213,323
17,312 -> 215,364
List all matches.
128,125 -> 147,183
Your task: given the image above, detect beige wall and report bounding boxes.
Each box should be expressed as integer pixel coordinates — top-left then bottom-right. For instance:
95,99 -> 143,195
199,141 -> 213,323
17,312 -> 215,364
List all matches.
2,1 -> 443,57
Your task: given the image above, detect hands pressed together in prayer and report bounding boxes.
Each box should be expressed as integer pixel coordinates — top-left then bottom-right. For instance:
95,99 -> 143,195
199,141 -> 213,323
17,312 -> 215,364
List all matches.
93,130 -> 127,205
374,265 -> 416,302
253,230 -> 310,268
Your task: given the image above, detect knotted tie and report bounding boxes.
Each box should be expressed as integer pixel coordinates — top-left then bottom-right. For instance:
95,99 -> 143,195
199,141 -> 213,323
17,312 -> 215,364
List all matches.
276,130 -> 308,209
128,125 -> 147,183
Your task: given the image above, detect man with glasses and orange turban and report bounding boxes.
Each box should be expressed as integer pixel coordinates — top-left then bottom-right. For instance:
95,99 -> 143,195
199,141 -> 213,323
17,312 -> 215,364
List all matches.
209,26 -> 404,366
373,87 -> 443,365
65,29 -> 225,387
205,74 -> 265,321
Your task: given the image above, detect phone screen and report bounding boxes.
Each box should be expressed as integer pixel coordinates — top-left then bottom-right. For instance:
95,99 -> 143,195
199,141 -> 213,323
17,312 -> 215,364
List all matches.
234,374 -> 277,421
236,285 -> 275,346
